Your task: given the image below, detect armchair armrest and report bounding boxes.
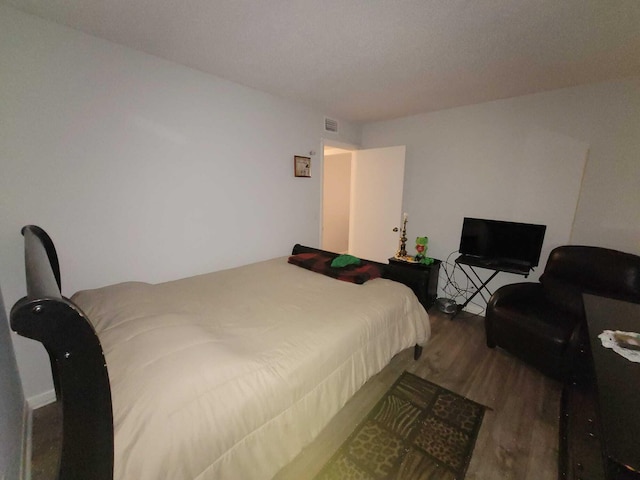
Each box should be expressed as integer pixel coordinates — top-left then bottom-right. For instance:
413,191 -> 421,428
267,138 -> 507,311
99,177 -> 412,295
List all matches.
487,282 -> 543,309
485,282 -> 543,349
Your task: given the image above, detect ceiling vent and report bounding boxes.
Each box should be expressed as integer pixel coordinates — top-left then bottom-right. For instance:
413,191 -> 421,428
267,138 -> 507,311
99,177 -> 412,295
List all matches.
324,117 -> 338,133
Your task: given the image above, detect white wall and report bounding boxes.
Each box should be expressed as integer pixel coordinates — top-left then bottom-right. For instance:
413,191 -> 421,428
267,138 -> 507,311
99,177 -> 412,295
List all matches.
0,288 -> 25,480
0,4 -> 360,402
322,153 -> 351,253
568,81 -> 640,253
361,77 -> 640,304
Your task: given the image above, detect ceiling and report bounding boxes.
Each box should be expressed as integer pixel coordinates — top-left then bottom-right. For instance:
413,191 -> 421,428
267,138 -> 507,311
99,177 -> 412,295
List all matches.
5,0 -> 640,123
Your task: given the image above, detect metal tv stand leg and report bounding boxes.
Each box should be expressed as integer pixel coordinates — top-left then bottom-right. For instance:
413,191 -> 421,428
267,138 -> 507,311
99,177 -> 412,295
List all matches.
453,265 -> 499,318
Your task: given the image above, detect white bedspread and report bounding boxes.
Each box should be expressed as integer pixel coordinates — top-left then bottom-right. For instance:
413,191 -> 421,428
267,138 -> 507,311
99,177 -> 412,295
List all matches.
71,257 -> 430,480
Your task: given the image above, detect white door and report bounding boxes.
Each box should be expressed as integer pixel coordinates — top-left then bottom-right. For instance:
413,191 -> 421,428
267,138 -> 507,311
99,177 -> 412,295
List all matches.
348,146 -> 406,262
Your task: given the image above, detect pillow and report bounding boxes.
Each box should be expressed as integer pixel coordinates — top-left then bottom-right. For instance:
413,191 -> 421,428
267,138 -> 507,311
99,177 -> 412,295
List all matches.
331,254 -> 361,268
288,253 -> 381,284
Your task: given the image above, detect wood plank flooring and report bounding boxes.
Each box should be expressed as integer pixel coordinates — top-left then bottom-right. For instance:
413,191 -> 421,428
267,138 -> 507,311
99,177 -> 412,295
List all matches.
30,402 -> 61,480
274,309 -> 562,480
31,308 -> 562,479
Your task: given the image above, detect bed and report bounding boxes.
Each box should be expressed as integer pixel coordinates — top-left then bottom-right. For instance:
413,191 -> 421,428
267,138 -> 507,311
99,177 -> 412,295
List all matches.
11,226 -> 430,480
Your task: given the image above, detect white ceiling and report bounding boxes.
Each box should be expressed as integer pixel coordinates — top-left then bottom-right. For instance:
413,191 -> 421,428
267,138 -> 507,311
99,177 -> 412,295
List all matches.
5,0 -> 640,123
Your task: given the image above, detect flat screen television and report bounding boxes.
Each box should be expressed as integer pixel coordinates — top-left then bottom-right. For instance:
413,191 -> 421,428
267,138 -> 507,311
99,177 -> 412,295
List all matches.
458,217 -> 547,267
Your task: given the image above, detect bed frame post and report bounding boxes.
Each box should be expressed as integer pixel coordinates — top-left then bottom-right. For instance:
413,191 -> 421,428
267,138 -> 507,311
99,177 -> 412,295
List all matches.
414,345 -> 423,360
10,226 -> 114,480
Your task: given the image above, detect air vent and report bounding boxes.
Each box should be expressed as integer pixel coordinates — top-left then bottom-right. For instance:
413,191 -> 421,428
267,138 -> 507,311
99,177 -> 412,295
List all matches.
324,117 -> 338,133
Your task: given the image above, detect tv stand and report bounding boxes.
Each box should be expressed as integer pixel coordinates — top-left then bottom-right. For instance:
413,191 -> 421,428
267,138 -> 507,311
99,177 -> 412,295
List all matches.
453,255 -> 532,317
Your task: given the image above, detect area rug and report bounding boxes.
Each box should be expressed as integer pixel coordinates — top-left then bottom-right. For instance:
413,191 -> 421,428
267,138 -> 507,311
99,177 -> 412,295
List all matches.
315,371 -> 486,480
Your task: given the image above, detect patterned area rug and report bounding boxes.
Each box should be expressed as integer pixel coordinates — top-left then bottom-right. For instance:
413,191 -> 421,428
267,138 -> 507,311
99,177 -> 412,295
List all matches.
315,372 -> 486,480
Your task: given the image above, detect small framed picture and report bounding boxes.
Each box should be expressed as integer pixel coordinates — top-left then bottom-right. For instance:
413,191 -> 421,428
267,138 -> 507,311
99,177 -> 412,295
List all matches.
294,156 -> 311,178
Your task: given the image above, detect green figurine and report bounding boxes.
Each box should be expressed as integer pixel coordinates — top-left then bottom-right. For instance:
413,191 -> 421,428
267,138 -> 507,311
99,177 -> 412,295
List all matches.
415,237 -> 434,265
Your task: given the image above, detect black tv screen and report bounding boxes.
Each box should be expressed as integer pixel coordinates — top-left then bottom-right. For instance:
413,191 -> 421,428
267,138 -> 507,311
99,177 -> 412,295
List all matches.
459,217 -> 547,267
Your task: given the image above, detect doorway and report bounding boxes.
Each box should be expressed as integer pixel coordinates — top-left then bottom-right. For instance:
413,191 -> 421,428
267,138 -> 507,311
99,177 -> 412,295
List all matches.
322,146 -> 353,253
321,143 -> 406,262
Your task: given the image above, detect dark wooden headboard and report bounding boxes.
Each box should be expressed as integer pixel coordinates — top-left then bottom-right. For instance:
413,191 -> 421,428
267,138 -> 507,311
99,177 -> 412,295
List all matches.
291,243 -> 388,268
10,225 -> 113,480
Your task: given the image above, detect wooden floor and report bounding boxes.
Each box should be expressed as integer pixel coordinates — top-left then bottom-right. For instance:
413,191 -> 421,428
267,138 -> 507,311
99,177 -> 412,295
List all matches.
31,308 -> 562,480
30,401 -> 61,480
274,308 -> 562,480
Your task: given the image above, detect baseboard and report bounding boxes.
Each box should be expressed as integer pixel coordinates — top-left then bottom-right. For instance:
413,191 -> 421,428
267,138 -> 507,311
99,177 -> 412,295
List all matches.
21,400 -> 32,480
22,390 -> 56,480
27,389 -> 56,410
462,303 -> 485,316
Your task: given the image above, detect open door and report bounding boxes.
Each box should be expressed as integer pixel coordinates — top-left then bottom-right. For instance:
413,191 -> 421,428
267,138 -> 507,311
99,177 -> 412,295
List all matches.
348,146 -> 406,262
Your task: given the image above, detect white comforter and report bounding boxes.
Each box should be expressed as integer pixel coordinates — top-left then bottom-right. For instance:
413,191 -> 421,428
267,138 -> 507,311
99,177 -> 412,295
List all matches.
71,257 -> 430,480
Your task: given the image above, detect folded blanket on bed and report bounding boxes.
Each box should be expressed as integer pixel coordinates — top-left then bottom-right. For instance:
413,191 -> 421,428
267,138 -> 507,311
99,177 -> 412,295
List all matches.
288,252 -> 382,284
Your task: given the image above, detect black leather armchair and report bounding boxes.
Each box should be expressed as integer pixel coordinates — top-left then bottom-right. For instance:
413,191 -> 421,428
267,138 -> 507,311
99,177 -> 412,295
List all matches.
485,245 -> 640,382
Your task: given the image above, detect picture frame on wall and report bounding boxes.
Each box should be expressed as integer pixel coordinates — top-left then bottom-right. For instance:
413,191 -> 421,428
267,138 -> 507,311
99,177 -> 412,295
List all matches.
294,156 -> 311,178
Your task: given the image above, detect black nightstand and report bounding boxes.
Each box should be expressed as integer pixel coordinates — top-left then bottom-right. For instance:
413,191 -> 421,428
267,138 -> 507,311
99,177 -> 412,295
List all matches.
384,258 -> 441,310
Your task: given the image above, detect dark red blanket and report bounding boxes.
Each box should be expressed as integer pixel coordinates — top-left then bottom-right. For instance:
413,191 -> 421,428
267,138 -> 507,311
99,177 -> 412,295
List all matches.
288,253 -> 382,285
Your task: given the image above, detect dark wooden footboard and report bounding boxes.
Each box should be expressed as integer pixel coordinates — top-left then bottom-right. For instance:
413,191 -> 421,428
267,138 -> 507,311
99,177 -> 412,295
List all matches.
10,226 -> 113,480
291,244 -> 425,360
